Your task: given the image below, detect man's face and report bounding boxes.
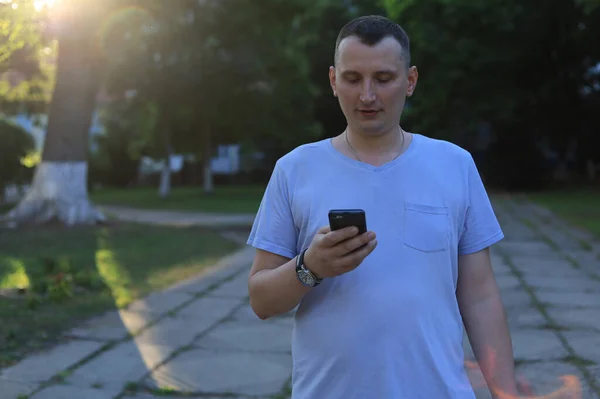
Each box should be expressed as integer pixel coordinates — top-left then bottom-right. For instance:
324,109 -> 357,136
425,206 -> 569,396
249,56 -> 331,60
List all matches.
329,35 -> 418,137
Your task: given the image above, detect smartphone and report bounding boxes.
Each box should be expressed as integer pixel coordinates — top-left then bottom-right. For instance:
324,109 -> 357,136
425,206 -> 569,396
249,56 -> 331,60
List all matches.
328,209 -> 367,235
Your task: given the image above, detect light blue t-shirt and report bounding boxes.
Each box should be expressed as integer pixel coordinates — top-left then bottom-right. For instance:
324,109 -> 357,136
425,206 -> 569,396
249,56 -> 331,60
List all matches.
247,133 -> 504,399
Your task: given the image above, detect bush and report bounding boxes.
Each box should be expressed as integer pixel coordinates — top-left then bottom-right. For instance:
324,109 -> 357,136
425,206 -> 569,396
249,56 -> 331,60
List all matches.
485,133 -> 551,191
0,118 -> 36,201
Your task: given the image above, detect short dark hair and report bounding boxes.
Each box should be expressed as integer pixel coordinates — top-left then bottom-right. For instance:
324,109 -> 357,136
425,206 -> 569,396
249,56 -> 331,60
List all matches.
334,15 -> 411,68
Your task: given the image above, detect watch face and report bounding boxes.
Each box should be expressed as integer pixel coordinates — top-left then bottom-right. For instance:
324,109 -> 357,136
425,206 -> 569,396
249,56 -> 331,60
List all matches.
298,269 -> 316,287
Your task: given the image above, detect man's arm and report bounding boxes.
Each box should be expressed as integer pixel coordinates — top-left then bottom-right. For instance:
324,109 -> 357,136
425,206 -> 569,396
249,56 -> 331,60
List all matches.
248,226 -> 376,320
457,247 -> 519,399
248,249 -> 312,320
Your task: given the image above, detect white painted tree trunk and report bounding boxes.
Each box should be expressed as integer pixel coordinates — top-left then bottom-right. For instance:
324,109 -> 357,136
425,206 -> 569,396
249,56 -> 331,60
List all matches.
202,127 -> 214,194
158,162 -> 171,198
2,161 -> 105,226
203,164 -> 213,194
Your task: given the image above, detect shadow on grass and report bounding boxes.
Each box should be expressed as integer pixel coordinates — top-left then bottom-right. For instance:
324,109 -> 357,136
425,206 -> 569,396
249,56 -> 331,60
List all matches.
0,221 -> 240,370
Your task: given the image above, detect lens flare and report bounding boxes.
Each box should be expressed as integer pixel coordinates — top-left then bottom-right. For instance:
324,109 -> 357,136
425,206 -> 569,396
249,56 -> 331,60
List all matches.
464,356 -> 582,399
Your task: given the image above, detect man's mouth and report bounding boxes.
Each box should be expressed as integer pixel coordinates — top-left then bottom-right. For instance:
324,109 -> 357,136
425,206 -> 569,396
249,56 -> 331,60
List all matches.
359,109 -> 379,117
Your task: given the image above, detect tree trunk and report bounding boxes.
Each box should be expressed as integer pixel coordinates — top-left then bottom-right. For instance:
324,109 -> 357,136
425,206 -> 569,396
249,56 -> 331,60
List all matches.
202,127 -> 214,194
158,147 -> 172,198
157,105 -> 172,198
3,162 -> 104,225
3,2 -> 104,226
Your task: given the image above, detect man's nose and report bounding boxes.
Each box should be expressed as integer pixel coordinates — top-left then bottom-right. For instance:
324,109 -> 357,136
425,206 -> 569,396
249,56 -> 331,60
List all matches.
359,82 -> 376,103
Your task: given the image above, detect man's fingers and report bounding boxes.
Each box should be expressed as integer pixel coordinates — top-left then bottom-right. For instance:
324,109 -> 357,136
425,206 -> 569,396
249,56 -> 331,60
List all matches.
337,231 -> 376,255
345,239 -> 378,266
317,225 -> 331,234
322,226 -> 359,247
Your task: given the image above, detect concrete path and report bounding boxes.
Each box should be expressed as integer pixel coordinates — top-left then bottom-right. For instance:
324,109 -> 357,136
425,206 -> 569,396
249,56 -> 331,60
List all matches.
1,197 -> 599,398
98,205 -> 256,228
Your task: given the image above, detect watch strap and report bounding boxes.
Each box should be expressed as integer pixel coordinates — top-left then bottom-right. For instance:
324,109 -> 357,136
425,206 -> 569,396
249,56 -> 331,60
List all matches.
296,248 -> 322,285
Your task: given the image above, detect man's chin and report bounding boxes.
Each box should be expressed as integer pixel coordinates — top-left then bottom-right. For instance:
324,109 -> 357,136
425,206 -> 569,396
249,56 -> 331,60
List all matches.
357,122 -> 389,137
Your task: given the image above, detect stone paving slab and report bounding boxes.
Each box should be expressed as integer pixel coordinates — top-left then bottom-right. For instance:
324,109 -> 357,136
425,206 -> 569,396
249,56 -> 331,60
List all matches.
567,251 -> 600,278
175,295 -> 245,319
65,309 -> 154,341
545,308 -> 600,331
536,291 -> 600,309
126,291 -> 193,315
520,267 -> 590,279
494,274 -> 522,291
65,340 -> 176,391
525,275 -> 600,293
496,241 -> 559,257
538,227 -> 590,251
132,315 -> 221,347
194,319 -> 293,353
143,349 -> 291,396
510,330 -> 570,361
560,331 -> 600,365
507,307 -> 548,329
207,272 -> 251,298
496,223 -> 540,241
524,199 -> 600,248
31,384 -> 122,399
491,259 -> 513,276
510,256 -> 580,274
0,379 -> 37,398
0,340 -> 103,384
499,288 -> 534,309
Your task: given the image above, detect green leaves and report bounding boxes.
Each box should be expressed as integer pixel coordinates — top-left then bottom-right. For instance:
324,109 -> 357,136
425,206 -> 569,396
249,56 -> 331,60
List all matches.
101,0 -> 329,159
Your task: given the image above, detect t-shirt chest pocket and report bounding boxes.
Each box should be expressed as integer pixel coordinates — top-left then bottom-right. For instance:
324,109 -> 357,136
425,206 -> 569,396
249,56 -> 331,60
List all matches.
403,203 -> 450,253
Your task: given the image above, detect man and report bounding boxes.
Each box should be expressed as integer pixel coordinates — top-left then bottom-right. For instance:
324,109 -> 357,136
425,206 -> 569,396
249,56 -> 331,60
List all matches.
247,15 -> 526,399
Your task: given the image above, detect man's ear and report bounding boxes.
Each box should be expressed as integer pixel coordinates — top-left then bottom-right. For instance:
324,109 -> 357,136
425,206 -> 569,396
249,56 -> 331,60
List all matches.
329,66 -> 337,97
406,66 -> 418,97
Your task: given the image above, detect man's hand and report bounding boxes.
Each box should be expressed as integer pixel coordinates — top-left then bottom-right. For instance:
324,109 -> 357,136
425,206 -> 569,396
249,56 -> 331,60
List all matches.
516,376 -> 534,397
303,225 -> 377,279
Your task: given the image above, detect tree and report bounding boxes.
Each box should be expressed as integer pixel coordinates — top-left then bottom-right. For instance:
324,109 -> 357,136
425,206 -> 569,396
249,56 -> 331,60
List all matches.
306,0 -> 388,141
2,0 -> 112,225
0,0 -> 55,114
103,0 -> 327,195
383,0 -> 600,188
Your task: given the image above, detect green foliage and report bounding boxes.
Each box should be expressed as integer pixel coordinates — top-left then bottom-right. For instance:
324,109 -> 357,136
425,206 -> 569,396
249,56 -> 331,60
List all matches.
89,100 -> 151,187
25,256 -> 104,302
383,0 -> 600,188
0,117 -> 35,198
305,0 -> 388,142
0,0 -> 54,109
103,0 -> 329,159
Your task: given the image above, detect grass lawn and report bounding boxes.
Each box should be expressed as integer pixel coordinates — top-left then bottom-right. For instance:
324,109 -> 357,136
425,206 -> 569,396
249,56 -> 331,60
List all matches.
527,188 -> 600,238
0,222 -> 241,368
90,185 -> 266,214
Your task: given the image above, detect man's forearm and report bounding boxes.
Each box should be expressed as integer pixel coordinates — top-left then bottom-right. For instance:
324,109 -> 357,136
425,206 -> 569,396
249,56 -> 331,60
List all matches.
248,258 -> 312,319
462,293 -> 519,398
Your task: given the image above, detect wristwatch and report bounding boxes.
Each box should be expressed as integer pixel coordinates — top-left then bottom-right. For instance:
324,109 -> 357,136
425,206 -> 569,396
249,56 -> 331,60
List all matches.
296,248 -> 323,287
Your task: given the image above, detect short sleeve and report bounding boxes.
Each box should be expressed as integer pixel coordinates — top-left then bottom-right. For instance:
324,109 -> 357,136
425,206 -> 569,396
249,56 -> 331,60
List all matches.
246,161 -> 298,259
458,155 -> 504,255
